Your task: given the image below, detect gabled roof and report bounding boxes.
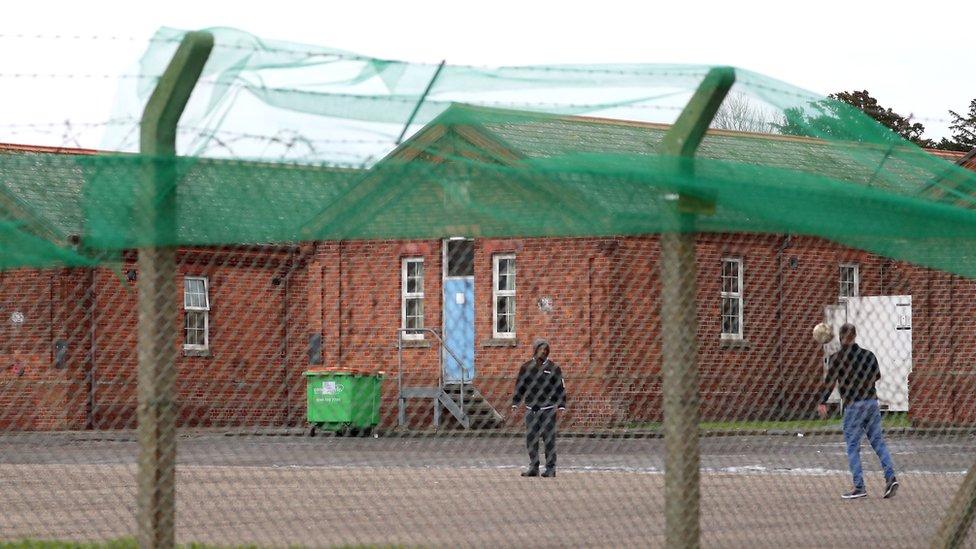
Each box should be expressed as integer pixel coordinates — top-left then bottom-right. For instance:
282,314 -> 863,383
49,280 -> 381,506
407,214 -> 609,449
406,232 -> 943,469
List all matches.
0,143 -> 98,155
0,144 -> 95,244
392,104 -> 976,205
299,103 -> 976,278
3,107 -> 976,277
0,144 -> 367,256
954,148 -> 976,172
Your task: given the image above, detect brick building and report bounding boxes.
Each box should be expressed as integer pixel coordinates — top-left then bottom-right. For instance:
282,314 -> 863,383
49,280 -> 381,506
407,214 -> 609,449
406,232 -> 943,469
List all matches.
2,112 -> 975,431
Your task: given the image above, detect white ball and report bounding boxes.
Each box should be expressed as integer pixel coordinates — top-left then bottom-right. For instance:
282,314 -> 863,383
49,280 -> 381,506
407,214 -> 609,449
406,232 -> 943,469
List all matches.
812,323 -> 834,344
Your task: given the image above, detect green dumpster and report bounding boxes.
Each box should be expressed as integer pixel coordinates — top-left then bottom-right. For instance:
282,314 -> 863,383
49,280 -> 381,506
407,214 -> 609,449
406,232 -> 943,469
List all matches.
304,369 -> 383,436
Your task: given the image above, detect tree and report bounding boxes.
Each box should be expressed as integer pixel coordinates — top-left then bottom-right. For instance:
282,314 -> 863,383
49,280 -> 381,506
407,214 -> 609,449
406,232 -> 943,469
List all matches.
935,99 -> 976,152
828,90 -> 933,147
775,101 -> 848,139
773,90 -> 934,147
712,93 -> 778,133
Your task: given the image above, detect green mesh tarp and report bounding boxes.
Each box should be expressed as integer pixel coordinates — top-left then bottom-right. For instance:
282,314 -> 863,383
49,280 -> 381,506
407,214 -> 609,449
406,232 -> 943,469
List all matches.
2,27 -> 975,275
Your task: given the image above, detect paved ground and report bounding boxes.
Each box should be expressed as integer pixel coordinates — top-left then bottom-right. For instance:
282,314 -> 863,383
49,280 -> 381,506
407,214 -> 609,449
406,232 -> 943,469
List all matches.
1,432 -> 975,547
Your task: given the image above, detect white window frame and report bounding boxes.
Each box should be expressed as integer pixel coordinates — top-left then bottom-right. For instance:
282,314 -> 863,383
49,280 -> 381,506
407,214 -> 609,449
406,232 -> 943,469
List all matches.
493,253 -> 516,339
183,276 -> 210,351
401,257 -> 425,340
839,263 -> 859,301
720,257 -> 743,340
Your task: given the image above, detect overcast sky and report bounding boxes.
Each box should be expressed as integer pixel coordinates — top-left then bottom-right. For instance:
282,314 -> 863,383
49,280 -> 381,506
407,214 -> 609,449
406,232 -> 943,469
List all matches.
2,0 -> 972,147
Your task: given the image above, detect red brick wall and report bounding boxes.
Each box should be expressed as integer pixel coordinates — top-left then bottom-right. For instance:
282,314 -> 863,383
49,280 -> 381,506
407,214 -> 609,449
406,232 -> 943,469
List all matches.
773,236 -> 882,418
603,234 -> 923,424
602,238 -> 659,425
607,234 -> 877,424
696,235 -> 782,420
474,238 -> 617,429
310,234 -> 920,428
0,269 -> 70,430
172,247 -> 307,428
904,266 -> 976,426
5,235 -> 976,431
88,267 -> 136,429
58,268 -> 93,430
306,237 -> 638,430
1,247 -> 310,431
307,240 -> 444,427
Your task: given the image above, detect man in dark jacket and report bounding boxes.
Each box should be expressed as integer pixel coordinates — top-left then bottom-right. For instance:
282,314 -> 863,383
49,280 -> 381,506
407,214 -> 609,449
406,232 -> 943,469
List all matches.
512,339 -> 566,478
818,323 -> 898,499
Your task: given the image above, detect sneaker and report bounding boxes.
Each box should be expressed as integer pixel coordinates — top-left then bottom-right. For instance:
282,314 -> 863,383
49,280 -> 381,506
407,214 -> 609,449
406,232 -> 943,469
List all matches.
541,468 -> 556,478
883,477 -> 899,499
842,487 -> 867,499
520,469 -> 539,477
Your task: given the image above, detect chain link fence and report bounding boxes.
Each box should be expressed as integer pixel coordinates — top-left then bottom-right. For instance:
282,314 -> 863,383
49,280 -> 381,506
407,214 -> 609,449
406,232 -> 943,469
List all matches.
2,29 -> 976,548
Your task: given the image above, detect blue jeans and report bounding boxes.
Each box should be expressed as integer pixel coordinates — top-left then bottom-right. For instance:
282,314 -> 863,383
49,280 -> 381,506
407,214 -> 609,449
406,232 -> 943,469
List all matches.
843,399 -> 896,489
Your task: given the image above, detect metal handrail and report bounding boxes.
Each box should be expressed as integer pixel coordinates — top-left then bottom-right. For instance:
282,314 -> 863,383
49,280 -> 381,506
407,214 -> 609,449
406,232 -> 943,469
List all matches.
397,328 -> 469,427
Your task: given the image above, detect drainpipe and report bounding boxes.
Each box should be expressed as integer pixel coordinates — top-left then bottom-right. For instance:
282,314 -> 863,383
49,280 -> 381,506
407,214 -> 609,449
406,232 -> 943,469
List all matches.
775,234 -> 791,418
282,263 -> 290,426
338,242 -> 344,364
278,246 -> 301,426
280,244 -> 312,426
86,268 -> 96,429
49,271 -> 55,369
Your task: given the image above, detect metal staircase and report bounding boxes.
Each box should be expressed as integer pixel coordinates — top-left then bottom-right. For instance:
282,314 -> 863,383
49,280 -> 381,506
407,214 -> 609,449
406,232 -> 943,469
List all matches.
396,328 -> 502,429
442,383 -> 505,429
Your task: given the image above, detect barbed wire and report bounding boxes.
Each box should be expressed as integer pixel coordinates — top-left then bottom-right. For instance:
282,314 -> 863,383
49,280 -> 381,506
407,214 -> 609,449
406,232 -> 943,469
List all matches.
0,73 -> 154,79
0,74 -> 961,128
0,33 -> 142,41
0,120 -> 394,145
0,33 -> 969,147
0,34 -> 969,122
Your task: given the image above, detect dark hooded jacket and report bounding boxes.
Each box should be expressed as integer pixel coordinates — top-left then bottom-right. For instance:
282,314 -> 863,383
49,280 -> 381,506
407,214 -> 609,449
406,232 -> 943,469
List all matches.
512,339 -> 567,410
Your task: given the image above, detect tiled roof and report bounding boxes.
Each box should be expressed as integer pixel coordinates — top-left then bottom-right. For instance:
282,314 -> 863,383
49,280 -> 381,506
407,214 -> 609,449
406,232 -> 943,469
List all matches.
424,104 -> 975,203
0,146 -> 365,245
954,149 -> 976,172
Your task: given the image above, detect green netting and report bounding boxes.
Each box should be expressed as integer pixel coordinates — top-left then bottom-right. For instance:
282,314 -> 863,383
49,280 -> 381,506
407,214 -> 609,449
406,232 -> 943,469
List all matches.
2,27 -> 976,275
6,26 -> 976,549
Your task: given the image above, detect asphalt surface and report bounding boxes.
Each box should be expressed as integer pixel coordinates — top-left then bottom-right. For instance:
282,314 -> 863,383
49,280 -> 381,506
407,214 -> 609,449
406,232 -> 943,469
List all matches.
1,430 -> 974,475
3,432 -> 975,547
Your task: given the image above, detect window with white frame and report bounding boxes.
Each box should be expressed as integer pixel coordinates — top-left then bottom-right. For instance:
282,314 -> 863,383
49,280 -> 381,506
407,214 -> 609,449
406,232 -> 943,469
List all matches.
401,258 -> 424,339
493,254 -> 516,338
721,258 -> 743,340
183,277 -> 210,351
839,263 -> 859,301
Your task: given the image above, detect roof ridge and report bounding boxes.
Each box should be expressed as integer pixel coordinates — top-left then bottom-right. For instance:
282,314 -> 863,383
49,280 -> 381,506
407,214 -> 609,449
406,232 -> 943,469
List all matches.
0,142 -> 98,155
439,103 -> 913,149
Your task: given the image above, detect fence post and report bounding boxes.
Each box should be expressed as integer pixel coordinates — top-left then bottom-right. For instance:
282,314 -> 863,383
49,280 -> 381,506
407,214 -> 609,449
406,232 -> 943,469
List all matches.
658,67 -> 734,549
136,30 -> 213,549
933,466 -> 976,548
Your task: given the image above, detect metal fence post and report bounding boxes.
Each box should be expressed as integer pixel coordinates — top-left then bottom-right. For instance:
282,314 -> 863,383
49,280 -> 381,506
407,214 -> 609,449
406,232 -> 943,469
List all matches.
933,465 -> 976,548
136,30 -> 213,549
659,67 -> 734,549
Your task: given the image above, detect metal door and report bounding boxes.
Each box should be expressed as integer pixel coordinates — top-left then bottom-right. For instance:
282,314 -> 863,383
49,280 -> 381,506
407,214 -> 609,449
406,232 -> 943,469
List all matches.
847,296 -> 912,411
823,304 -> 847,404
443,239 -> 475,383
823,296 -> 912,411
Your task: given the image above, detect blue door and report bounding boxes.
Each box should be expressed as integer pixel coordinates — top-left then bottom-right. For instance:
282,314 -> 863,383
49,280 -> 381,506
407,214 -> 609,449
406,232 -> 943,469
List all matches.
443,277 -> 475,383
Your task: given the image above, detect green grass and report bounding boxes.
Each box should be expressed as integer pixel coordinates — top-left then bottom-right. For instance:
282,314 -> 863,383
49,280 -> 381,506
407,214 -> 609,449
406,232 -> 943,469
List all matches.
0,541 -> 409,549
0,542 -> 140,549
0,541 -> 272,549
626,412 -> 912,431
